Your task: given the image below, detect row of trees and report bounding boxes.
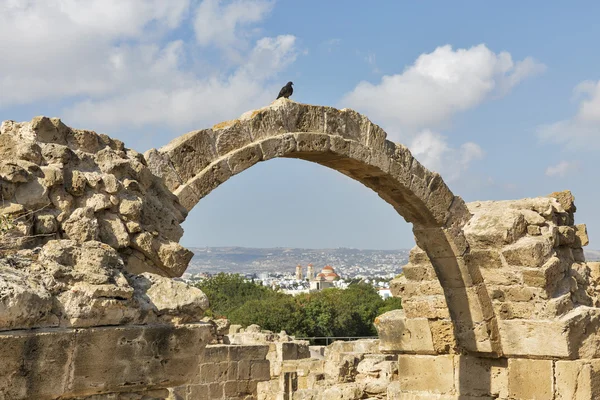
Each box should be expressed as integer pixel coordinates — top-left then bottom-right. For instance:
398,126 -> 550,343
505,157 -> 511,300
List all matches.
194,273 -> 402,338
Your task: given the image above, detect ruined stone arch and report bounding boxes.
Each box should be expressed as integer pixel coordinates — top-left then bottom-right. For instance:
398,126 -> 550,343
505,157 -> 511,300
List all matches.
146,99 -> 501,356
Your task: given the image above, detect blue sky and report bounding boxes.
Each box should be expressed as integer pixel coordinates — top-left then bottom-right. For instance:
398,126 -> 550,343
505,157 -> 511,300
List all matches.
1,1 -> 599,250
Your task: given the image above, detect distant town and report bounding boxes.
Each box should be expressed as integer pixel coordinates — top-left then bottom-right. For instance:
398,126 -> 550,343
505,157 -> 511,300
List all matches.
181,246 -> 411,297
180,246 -> 600,298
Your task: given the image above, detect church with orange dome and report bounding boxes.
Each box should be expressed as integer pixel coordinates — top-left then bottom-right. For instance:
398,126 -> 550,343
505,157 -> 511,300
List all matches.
311,265 -> 340,291
295,264 -> 341,291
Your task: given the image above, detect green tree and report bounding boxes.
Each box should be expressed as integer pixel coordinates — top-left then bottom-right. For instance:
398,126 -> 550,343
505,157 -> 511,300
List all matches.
194,274 -> 403,340
194,273 -> 277,318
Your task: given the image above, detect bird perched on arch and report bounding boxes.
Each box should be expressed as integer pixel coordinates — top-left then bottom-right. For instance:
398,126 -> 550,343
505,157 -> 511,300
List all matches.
277,81 -> 293,99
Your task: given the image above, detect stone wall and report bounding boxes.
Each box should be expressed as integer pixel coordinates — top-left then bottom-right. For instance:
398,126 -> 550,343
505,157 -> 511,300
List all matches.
170,344 -> 271,400
3,103 -> 600,399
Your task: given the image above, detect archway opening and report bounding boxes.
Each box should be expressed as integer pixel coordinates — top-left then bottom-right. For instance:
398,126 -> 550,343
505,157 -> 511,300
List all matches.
180,157 -> 410,342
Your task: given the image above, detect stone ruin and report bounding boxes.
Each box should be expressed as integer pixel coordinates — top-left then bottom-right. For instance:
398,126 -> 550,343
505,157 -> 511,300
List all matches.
1,99 -> 600,399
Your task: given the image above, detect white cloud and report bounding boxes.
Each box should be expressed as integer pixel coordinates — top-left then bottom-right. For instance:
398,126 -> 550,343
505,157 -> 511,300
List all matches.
537,80 -> 600,150
342,44 -> 545,133
341,44 -> 543,180
409,130 -> 484,181
545,161 -> 579,178
193,0 -> 274,49
0,0 -> 297,138
64,35 -> 297,131
0,0 -> 191,105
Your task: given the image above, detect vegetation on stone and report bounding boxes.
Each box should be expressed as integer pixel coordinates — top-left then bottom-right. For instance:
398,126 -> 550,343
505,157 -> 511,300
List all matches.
194,272 -> 402,338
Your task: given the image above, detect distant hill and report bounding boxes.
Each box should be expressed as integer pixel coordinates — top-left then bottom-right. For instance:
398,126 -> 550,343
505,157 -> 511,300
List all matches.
585,250 -> 600,261
183,247 -> 600,276
185,246 -> 410,276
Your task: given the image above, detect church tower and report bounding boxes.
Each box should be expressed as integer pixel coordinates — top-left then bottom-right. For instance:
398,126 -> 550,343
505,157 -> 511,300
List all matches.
295,264 -> 303,280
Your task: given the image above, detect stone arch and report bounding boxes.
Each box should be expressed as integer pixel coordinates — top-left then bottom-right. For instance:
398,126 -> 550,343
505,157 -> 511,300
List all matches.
146,99 -> 501,355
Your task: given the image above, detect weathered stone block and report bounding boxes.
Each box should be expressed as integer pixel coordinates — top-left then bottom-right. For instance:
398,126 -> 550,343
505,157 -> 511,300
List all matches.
401,263 -> 436,282
0,329 -> 75,400
498,319 -> 571,358
501,236 -> 553,268
464,205 -> 527,247
402,296 -> 450,319
555,359 -> 600,399
574,224 -> 589,247
69,324 -> 211,396
259,135 -> 296,161
227,144 -> 263,175
250,360 -> 271,381
397,355 -> 455,394
375,310 -> 435,354
508,358 -> 553,400
215,123 -> 252,156
452,356 -> 508,398
162,128 -> 218,184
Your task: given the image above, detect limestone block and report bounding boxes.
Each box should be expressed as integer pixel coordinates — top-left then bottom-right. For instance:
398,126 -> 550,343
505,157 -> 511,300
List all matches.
574,224 -> 589,247
454,356 -> 507,398
464,249 -> 503,270
290,102 -> 326,133
251,360 -> 271,381
156,239 -> 194,277
498,319 -> 571,358
501,236 -> 553,268
521,256 -> 564,293
0,328 -> 75,400
320,383 -> 363,400
228,344 -> 269,361
31,116 -> 70,144
162,128 -> 218,183
63,206 -> 99,242
69,324 -> 212,397
328,135 -> 351,157
323,107 -> 364,142
413,227 -> 468,260
401,263 -> 436,282
97,212 -> 130,249
118,196 -> 143,220
508,358 -> 553,400
34,212 -> 58,235
133,273 -> 209,322
397,355 -> 455,394
293,132 -> 330,154
549,190 -> 576,213
479,267 -> 521,286
216,122 -> 252,156
557,226 -> 576,246
14,177 -> 50,209
428,319 -> 456,354
0,324 -> 212,400
0,264 -> 57,331
49,185 -> 74,212
227,144 -> 263,175
259,135 -> 296,161
374,310 -> 435,354
423,174 -> 455,227
403,296 -> 450,319
80,192 -> 113,212
391,276 -> 443,298
463,205 -> 527,247
65,169 -> 88,196
555,359 -> 600,399
0,161 -> 33,183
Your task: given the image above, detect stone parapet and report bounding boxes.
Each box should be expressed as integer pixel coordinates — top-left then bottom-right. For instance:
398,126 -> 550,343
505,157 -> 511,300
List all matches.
0,323 -> 212,400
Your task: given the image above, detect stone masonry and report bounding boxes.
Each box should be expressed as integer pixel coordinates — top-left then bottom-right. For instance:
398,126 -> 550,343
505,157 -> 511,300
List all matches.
2,99 -> 600,399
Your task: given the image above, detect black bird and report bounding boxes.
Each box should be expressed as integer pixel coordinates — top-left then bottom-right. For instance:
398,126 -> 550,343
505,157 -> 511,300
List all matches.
277,81 -> 294,99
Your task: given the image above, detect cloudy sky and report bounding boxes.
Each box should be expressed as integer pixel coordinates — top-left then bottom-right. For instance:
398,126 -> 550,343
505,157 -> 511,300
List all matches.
1,1 -> 599,250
